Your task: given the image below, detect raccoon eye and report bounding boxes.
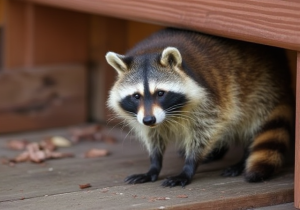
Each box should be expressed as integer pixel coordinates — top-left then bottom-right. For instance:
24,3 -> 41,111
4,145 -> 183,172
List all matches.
157,91 -> 165,97
133,93 -> 141,99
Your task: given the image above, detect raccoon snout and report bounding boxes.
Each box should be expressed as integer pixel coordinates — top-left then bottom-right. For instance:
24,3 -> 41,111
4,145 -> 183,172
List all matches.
143,116 -> 156,126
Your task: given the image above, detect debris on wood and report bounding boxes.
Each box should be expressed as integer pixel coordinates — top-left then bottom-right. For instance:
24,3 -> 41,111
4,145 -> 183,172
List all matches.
101,188 -> 109,193
70,125 -> 102,142
4,124 -> 116,165
69,125 -> 117,144
79,183 -> 92,189
84,148 -> 109,158
50,136 -> 72,147
148,197 -> 170,202
102,135 -> 117,144
14,151 -> 30,163
6,139 -> 29,150
1,158 -> 15,166
156,197 -> 170,200
7,141 -> 73,164
176,194 -> 188,198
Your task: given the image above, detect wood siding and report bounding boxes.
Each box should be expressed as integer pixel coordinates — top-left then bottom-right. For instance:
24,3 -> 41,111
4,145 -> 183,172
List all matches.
23,0 -> 300,51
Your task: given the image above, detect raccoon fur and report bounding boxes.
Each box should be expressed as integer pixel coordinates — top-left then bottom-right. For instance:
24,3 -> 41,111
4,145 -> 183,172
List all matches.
105,28 -> 294,187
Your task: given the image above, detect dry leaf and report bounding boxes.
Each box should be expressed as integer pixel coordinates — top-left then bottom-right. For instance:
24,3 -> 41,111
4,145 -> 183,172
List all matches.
7,139 -> 29,150
79,183 -> 91,189
50,152 -> 74,159
39,138 -> 56,151
176,194 -> 188,198
85,149 -> 109,158
102,135 -> 117,144
51,136 -> 71,147
70,125 -> 102,142
14,151 -> 30,162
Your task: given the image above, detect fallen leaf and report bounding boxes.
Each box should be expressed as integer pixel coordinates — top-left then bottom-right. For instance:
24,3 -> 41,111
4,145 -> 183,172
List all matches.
70,125 -> 102,142
176,194 -> 188,198
50,152 -> 74,159
85,149 -> 109,158
39,138 -> 56,151
6,139 -> 29,150
14,151 -> 30,162
79,183 -> 91,189
102,135 -> 117,144
51,136 -> 71,147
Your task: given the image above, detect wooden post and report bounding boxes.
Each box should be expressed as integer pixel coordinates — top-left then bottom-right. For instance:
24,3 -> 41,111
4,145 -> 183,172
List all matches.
296,52 -> 300,209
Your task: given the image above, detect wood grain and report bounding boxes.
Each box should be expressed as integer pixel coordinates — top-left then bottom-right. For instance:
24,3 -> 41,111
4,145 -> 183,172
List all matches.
4,1 -> 89,69
23,0 -> 300,51
295,52 -> 300,209
0,127 -> 295,209
0,0 -> 4,26
0,65 -> 87,133
88,16 -> 127,122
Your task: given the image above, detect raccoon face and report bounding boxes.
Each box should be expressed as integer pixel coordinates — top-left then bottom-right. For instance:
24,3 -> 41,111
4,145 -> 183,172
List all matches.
106,47 -> 204,127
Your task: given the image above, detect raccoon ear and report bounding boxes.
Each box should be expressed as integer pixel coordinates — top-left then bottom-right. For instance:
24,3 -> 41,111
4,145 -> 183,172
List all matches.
160,47 -> 182,67
105,52 -> 128,75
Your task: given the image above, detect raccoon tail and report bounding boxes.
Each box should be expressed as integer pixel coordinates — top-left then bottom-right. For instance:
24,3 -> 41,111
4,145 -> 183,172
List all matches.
245,103 -> 294,182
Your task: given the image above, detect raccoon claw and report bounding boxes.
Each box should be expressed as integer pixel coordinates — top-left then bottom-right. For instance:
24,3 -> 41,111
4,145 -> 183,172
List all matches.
125,173 -> 158,184
161,175 -> 191,187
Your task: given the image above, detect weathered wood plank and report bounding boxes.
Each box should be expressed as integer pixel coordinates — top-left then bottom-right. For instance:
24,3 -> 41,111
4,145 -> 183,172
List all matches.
23,0 -> 300,51
254,202 -> 296,210
295,52 -> 300,209
0,126 -> 294,210
0,65 -> 87,132
33,4 -> 89,66
4,1 -> 89,69
0,0 -> 4,26
88,16 -> 128,121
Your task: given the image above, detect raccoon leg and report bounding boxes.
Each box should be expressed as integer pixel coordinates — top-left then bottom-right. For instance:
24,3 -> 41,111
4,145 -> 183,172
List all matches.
125,148 -> 163,184
221,149 -> 249,177
202,145 -> 229,164
161,157 -> 198,187
244,104 -> 293,182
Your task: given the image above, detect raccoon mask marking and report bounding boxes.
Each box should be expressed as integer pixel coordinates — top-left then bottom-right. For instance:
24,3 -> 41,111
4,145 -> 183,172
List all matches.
105,28 -> 294,187
106,47 -> 203,127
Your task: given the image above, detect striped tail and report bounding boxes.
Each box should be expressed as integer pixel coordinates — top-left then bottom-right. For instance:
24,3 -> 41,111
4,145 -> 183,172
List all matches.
245,103 -> 294,182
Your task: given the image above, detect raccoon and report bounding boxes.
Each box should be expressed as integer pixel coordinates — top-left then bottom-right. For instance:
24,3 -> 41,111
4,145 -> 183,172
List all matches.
105,28 -> 294,187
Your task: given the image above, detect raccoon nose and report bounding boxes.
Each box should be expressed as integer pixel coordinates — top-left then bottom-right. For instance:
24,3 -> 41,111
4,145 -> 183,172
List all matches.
143,116 -> 156,126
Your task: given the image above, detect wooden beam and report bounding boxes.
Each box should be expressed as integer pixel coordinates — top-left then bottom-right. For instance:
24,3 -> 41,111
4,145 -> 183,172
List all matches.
0,0 -> 4,26
88,16 -> 127,122
295,52 -> 300,209
4,1 -> 89,69
0,65 -> 87,133
23,0 -> 300,51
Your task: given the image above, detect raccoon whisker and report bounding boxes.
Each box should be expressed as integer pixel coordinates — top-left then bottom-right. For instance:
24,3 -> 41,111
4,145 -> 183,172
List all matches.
164,103 -> 187,112
122,124 -> 136,144
106,114 -> 122,125
166,113 -> 197,122
164,118 -> 188,130
107,118 -> 130,135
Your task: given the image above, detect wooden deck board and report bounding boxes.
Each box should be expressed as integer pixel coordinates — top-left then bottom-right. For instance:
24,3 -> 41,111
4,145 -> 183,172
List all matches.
254,202 -> 296,210
23,0 -> 300,51
0,126 -> 294,209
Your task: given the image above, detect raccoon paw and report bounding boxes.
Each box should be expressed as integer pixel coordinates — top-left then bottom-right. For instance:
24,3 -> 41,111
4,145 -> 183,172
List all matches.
125,173 -> 158,184
161,174 -> 191,187
221,164 -> 244,177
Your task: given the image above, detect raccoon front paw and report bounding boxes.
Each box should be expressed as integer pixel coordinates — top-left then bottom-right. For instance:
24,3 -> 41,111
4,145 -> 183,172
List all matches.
125,173 -> 158,184
161,174 -> 191,187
